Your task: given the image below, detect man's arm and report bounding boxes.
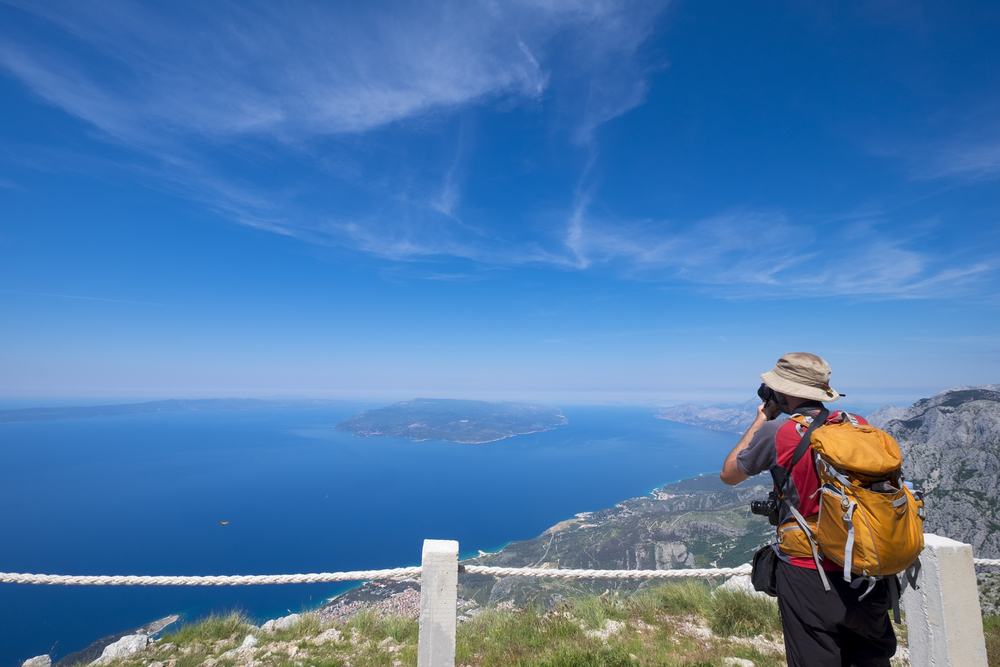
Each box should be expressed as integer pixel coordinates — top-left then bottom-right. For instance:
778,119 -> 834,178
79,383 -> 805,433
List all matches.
720,402 -> 779,485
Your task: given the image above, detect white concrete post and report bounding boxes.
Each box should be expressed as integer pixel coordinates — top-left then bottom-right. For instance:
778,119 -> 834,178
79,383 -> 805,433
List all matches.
418,539 -> 459,667
904,533 -> 988,667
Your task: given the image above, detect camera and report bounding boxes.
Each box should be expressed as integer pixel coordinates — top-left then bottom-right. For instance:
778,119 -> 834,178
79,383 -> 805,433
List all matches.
757,382 -> 776,405
750,491 -> 780,526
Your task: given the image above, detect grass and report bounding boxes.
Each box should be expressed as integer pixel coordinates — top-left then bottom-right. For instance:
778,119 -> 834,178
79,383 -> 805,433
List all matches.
160,611 -> 255,645
638,580 -> 712,618
985,614 -> 1000,667
74,578 -> 1000,667
69,583 -> 794,667
527,646 -> 635,667
454,582 -> 786,667
708,588 -> 782,639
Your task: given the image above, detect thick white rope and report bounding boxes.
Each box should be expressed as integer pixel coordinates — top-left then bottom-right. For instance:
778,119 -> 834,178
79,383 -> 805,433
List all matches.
461,565 -> 753,579
3,558 -> 995,587
0,567 -> 422,586
0,564 -> 751,586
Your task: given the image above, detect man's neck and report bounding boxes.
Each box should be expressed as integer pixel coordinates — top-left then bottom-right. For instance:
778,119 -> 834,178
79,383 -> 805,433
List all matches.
785,397 -> 824,414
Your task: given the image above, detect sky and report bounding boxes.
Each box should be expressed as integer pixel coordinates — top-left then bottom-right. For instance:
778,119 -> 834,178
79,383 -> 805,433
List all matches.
1,0 -> 999,405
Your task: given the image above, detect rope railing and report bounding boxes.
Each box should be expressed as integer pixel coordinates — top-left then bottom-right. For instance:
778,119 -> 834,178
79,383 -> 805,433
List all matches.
460,564 -> 752,578
0,564 -> 750,587
2,558 -> 997,587
5,537 -> 993,667
0,567 -> 422,586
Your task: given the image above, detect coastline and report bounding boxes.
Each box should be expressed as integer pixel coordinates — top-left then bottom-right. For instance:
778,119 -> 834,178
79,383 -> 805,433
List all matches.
3,405 -> 734,667
348,423 -> 564,444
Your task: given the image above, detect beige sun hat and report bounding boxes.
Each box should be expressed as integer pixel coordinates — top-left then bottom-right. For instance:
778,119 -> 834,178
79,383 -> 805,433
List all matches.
760,352 -> 841,402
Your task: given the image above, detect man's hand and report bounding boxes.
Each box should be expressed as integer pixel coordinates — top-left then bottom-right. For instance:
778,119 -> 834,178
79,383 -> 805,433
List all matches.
760,400 -> 782,421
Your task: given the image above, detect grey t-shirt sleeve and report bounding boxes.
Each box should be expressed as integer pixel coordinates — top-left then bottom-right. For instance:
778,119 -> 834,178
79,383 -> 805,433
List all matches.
736,419 -> 783,476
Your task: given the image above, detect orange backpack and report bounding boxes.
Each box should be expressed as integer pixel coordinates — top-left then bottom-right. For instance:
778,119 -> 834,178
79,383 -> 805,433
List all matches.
773,410 -> 924,601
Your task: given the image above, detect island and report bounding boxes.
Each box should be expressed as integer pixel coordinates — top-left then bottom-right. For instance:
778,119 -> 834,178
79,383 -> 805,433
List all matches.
334,398 -> 567,444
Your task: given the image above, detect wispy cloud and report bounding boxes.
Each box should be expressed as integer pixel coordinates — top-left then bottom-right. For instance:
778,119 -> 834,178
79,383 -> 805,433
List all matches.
919,139 -> 1000,181
0,0 -> 663,144
872,114 -> 1000,182
556,201 -> 995,298
0,0 -> 670,265
4,290 -> 164,305
2,0 -> 988,300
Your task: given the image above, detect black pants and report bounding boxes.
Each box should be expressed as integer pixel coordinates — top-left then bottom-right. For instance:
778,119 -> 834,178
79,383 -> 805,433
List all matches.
775,560 -> 896,667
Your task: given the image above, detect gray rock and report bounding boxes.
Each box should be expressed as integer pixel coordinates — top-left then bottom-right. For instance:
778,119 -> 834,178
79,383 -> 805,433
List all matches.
217,634 -> 258,661
654,541 -> 696,569
260,613 -> 300,632
312,628 -> 342,645
90,635 -> 149,665
22,656 -> 51,667
715,574 -> 770,600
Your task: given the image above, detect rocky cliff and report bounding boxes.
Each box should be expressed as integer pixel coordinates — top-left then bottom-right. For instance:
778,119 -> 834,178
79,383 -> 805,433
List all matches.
878,385 -> 1000,614
880,385 -> 1000,560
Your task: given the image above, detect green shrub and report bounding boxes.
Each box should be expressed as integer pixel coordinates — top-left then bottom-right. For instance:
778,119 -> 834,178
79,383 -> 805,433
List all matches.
568,596 -> 625,630
542,612 -> 583,640
271,614 -> 324,642
161,611 -> 254,645
347,608 -> 380,638
379,614 -> 419,643
648,581 -> 712,617
708,588 -> 782,638
526,646 -> 635,667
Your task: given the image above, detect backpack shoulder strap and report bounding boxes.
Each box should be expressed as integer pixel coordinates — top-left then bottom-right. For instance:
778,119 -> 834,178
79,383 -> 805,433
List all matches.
772,407 -> 829,494
771,407 -> 833,592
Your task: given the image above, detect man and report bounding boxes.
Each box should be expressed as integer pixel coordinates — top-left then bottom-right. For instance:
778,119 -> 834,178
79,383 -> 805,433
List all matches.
720,353 -> 896,667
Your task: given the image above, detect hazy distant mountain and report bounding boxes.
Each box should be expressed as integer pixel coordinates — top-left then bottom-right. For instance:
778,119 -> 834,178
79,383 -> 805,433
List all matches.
865,404 -> 907,429
335,398 -> 567,444
0,398 -> 340,423
654,400 -> 758,434
658,399 -> 923,434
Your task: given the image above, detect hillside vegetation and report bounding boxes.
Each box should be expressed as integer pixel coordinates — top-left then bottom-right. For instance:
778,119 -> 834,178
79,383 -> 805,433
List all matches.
60,579 -> 1000,667
63,582 -> 801,667
458,475 -> 773,607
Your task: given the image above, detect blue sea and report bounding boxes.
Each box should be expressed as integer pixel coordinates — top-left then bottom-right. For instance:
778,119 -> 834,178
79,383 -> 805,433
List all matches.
0,403 -> 735,667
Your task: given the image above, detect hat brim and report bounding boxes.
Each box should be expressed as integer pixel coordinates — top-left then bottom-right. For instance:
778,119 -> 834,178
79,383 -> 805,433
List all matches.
760,370 -> 841,402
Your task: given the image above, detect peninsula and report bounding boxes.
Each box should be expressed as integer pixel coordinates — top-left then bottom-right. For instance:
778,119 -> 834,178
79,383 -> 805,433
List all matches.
334,398 -> 567,444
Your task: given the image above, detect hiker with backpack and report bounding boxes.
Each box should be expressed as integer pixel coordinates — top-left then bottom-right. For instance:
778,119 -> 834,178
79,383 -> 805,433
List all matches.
720,353 -> 923,667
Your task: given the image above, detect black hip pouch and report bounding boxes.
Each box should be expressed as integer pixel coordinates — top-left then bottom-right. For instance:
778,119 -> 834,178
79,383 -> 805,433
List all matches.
751,544 -> 779,597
